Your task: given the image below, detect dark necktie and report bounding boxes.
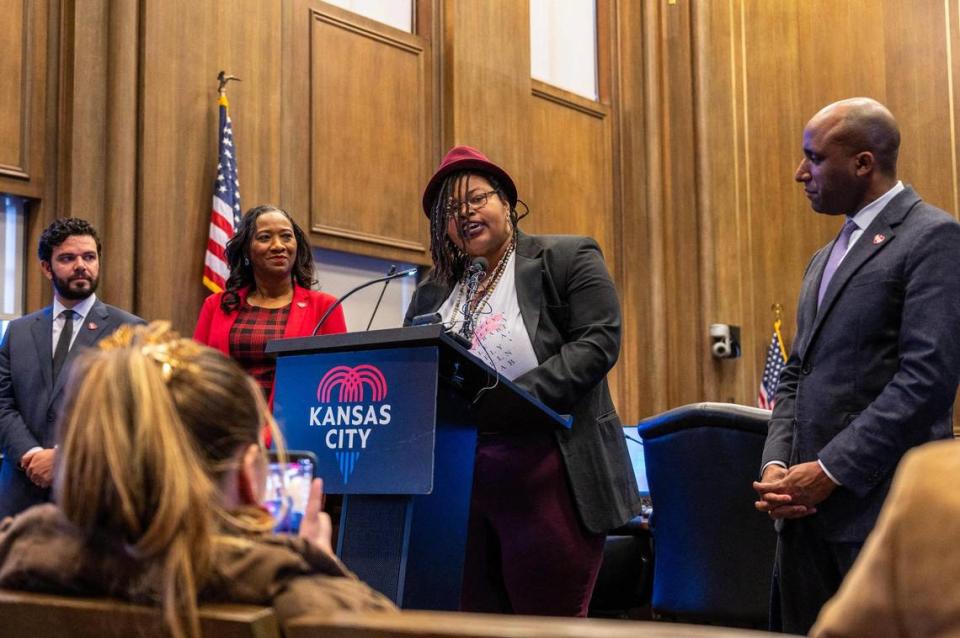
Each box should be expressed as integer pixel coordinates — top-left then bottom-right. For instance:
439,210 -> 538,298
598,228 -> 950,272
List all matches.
52,309 -> 76,381
817,219 -> 858,308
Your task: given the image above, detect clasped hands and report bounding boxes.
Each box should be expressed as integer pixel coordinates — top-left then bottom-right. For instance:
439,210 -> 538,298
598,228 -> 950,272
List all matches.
752,461 -> 837,519
20,448 -> 56,488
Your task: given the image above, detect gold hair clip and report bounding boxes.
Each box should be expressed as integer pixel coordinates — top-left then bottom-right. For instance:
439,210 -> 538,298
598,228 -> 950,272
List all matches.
98,321 -> 202,381
140,342 -> 200,381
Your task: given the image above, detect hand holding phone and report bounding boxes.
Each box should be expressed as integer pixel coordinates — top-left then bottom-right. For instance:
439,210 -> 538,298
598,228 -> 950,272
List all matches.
299,478 -> 334,556
265,451 -> 317,534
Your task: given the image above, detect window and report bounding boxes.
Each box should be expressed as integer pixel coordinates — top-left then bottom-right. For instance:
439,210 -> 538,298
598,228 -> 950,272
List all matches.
0,195 -> 26,339
324,0 -> 414,33
312,247 -> 418,332
530,0 -> 598,100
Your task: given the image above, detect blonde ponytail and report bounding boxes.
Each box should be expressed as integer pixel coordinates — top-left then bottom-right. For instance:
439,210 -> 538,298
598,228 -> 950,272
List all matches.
55,323 -> 215,638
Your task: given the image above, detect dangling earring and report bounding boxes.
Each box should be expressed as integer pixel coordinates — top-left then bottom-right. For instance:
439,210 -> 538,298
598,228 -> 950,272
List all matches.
244,256 -> 250,267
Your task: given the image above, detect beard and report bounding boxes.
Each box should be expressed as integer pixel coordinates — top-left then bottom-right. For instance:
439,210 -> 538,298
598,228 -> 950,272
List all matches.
53,272 -> 99,301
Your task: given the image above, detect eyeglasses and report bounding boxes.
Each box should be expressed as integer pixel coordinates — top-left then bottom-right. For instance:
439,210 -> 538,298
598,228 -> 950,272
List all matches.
443,190 -> 499,217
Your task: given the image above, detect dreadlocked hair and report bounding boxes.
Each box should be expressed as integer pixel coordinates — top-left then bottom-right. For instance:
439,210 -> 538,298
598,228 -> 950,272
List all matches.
425,171 -> 527,287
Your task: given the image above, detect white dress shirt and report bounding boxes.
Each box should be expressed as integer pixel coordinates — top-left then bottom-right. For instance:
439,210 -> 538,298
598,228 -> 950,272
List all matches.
51,293 -> 97,352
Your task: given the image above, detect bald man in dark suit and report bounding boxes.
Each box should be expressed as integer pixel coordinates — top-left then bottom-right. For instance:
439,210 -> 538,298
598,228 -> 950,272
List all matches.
753,98 -> 960,634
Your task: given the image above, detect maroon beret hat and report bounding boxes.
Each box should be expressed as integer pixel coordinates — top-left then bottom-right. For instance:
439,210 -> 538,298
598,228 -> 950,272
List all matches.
421,145 -> 518,216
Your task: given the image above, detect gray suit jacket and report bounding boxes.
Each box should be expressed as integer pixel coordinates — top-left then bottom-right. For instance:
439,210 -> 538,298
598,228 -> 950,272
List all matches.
761,187 -> 960,542
0,299 -> 143,518
404,232 -> 642,533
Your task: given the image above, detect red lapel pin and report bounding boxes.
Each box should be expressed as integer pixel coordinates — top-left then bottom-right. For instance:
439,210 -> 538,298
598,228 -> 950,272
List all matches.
873,234 -> 885,244
87,322 -> 98,330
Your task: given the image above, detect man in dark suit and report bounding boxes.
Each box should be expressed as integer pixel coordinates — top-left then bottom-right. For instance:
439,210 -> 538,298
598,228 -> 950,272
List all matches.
0,218 -> 143,518
753,97 -> 960,634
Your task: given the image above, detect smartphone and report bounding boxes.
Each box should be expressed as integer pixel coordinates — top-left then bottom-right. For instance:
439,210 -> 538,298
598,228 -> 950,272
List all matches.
264,450 -> 317,534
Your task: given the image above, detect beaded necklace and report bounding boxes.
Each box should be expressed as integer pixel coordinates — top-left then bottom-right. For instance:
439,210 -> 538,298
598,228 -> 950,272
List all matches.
451,238 -> 517,334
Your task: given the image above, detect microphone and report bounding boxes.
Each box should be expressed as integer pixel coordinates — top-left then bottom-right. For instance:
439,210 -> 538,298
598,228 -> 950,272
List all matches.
366,265 -> 397,330
459,257 -> 488,341
311,266 -> 418,336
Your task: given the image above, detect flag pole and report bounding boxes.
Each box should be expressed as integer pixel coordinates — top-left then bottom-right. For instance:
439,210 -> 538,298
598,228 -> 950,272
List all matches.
203,71 -> 244,293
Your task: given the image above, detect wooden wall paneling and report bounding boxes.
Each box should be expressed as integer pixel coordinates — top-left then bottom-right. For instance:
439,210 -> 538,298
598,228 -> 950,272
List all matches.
56,0 -> 109,231
736,0 -> 810,395
101,0 -> 139,309
526,86 -> 613,246
23,0 -> 59,313
51,0 -> 138,310
883,0 -> 956,214
615,0 -> 656,422
308,7 -> 431,256
0,0 -> 27,180
599,0 -> 628,421
649,0 -> 703,411
283,0 -> 435,266
0,0 -> 53,313
282,0 -> 314,245
634,0 -> 671,417
949,0 -> 960,219
526,86 -> 618,396
138,0 -> 281,332
691,0 -> 753,406
687,0 -> 960,428
442,0 -> 532,196
0,0 -> 47,198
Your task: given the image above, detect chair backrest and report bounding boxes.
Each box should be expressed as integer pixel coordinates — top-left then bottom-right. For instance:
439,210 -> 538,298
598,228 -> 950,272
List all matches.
0,589 -> 280,638
637,402 -> 776,628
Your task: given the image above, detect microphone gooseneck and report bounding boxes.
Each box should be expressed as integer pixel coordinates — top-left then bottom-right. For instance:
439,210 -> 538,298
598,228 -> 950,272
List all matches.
366,265 -> 397,330
311,266 -> 418,336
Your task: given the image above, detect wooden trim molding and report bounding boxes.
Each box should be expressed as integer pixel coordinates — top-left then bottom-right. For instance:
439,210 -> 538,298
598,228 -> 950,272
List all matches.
311,223 -> 426,252
531,79 -> 609,119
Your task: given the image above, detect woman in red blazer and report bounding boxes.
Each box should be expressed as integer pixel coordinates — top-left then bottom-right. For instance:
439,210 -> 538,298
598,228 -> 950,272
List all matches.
194,205 -> 346,400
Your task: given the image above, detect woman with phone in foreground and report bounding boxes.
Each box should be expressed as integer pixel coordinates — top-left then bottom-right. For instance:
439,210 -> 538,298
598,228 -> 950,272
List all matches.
0,322 -> 395,638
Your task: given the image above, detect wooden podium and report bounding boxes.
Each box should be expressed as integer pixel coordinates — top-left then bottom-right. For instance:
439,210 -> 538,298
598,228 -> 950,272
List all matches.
267,325 -> 569,610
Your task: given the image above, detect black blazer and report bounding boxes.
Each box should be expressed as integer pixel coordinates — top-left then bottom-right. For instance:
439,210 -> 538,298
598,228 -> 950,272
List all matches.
762,187 -> 960,542
404,231 -> 642,533
0,299 -> 144,518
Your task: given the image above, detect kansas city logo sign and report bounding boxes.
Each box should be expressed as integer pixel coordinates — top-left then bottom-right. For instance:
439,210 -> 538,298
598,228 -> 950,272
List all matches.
309,364 -> 392,484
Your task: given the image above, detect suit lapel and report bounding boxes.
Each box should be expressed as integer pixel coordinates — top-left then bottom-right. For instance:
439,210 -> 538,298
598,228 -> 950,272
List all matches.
796,246 -> 831,358
51,301 -> 112,398
514,232 -> 543,348
804,188 -> 918,352
31,307 -> 55,391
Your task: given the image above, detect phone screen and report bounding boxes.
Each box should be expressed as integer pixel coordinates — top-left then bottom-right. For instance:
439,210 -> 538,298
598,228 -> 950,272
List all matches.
264,452 -> 316,533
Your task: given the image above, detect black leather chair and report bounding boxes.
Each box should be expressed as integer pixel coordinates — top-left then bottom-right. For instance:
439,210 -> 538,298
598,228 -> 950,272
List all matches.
637,402 -> 776,628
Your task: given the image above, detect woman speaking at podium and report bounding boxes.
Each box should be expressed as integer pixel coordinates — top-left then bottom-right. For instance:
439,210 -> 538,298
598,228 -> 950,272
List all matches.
405,146 -> 642,616
194,205 -> 346,400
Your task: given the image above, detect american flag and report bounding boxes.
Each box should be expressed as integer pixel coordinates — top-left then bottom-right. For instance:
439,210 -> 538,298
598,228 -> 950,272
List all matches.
758,321 -> 788,410
203,94 -> 242,293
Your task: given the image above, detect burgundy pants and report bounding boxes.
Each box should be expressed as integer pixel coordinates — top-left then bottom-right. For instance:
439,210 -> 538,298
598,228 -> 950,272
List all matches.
460,431 -> 605,616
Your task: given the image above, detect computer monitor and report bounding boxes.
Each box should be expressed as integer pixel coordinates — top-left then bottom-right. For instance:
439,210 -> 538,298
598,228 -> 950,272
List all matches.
622,425 -> 649,497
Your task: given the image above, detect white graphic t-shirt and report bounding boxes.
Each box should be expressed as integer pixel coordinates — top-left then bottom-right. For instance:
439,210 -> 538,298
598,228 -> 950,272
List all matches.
438,251 -> 539,381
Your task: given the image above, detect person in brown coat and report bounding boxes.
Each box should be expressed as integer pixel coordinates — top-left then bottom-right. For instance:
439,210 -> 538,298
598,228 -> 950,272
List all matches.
0,322 -> 395,638
810,440 -> 960,638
